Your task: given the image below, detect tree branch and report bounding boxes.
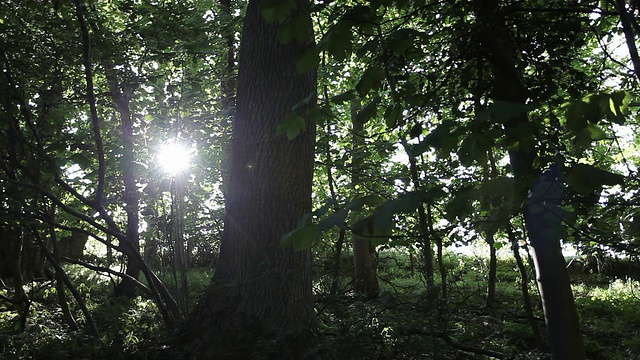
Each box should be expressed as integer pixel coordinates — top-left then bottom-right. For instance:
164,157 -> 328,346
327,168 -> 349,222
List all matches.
62,257 -> 152,295
73,0 -> 106,204
614,0 -> 640,82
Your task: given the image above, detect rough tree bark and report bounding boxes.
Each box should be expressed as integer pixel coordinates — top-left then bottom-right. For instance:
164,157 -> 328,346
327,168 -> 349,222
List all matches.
472,1 -> 585,358
182,0 -> 316,358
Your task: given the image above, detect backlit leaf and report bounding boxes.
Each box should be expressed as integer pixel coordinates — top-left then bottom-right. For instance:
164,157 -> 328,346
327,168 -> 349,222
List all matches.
280,223 -> 319,251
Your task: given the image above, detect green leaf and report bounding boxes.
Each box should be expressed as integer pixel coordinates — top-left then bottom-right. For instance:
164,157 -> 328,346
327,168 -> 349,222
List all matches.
330,90 -> 356,104
293,12 -> 313,44
382,192 -> 423,214
352,192 -> 424,238
355,66 -> 385,97
314,199 -> 337,218
505,122 -> 536,151
445,190 -> 474,221
606,91 -> 632,124
626,213 -> 640,236
318,208 -> 349,232
346,5 -> 376,23
261,0 -> 297,23
565,164 -> 625,195
587,122 -> 607,139
322,21 -> 353,62
277,22 -> 295,44
280,223 -> 319,251
276,114 -> 306,139
296,212 -> 313,228
310,105 -> 334,127
458,133 -> 490,166
489,101 -> 538,123
69,153 -> 92,169
356,97 -> 380,124
422,187 -> 447,201
563,93 -> 608,132
296,47 -> 319,73
384,105 -> 403,128
387,29 -> 421,53
361,194 -> 385,206
421,120 -> 458,156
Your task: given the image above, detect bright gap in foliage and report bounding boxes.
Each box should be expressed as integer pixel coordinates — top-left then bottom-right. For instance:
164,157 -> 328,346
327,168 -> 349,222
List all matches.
158,141 -> 193,175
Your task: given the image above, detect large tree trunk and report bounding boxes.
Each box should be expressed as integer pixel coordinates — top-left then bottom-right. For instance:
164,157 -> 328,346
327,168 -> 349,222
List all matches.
472,1 -> 585,358
183,0 -> 316,358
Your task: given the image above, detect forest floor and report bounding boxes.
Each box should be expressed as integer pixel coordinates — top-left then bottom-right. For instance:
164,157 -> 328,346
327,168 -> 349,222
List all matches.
1,251 -> 639,359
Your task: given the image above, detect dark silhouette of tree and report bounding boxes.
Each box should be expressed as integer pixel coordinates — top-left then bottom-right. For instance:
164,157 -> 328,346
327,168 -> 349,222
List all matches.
181,0 -> 317,358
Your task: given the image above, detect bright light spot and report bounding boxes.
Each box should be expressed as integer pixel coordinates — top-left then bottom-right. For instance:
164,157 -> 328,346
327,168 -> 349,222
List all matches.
158,141 -> 192,175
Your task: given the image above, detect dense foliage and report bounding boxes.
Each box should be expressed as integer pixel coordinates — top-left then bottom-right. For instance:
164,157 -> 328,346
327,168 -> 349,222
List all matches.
1,0 -> 640,359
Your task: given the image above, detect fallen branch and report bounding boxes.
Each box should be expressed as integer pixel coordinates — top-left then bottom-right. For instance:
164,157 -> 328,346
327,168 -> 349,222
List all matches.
401,327 -> 507,359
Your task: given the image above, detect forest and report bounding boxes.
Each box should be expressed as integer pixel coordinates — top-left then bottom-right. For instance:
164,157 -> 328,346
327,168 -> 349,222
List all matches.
1,0 -> 640,359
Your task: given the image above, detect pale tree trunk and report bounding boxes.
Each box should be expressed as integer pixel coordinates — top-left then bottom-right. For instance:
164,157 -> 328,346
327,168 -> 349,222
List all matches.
472,1 -> 585,358
351,98 -> 380,298
182,0 -> 316,358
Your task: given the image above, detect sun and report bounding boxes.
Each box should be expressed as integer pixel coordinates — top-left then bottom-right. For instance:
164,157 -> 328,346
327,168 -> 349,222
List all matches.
157,141 -> 192,175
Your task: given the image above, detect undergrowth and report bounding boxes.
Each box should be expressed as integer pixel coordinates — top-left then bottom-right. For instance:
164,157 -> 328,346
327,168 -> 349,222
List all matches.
1,254 -> 639,359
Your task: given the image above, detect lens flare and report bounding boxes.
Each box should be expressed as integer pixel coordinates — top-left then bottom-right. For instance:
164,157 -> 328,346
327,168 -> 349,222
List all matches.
158,141 -> 192,175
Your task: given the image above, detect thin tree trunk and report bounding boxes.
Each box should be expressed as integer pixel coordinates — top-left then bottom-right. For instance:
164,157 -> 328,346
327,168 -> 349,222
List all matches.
615,0 -> 640,81
31,227 -> 99,336
72,0 -> 106,204
486,232 -> 497,308
330,228 -> 346,297
506,224 -> 544,349
526,166 -> 584,359
324,118 -> 346,298
351,98 -> 379,298
2,81 -> 30,331
404,141 -> 434,292
106,233 -> 113,267
171,175 -> 189,311
48,222 -> 78,330
11,227 -> 29,331
107,72 -> 142,297
427,203 -> 447,298
472,1 -> 585,358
